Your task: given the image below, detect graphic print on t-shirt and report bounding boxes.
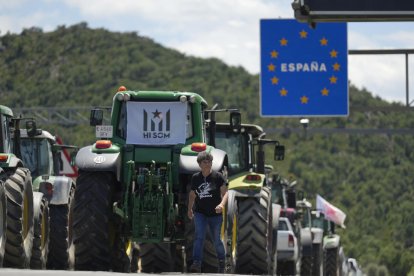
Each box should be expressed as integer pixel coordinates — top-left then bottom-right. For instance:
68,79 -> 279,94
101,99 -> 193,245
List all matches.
196,180 -> 213,199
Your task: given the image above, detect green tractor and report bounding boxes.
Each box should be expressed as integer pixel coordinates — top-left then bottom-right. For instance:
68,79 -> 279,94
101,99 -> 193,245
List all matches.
72,87 -> 234,272
295,199 -> 325,276
270,176 -> 316,276
0,105 -> 49,269
311,210 -> 343,276
18,127 -> 77,269
212,121 -> 285,274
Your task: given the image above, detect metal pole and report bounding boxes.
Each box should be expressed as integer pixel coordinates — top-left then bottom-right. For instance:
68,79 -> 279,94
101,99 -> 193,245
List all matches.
349,49 -> 414,107
406,53 -> 409,107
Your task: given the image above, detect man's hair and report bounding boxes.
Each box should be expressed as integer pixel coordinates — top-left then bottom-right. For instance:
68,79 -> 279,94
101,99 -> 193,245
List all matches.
197,151 -> 213,164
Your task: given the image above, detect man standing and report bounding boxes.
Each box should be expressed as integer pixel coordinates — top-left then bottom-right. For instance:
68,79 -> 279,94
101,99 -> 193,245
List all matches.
188,151 -> 228,273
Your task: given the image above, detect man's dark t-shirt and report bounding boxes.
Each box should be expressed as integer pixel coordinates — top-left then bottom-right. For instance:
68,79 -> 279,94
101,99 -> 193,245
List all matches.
191,171 -> 226,217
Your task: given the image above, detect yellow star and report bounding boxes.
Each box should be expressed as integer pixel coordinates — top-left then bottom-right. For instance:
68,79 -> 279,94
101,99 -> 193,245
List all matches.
330,75 -> 338,84
330,49 -> 338,58
333,63 -> 340,71
300,96 -> 309,104
320,37 -> 328,46
268,63 -> 276,72
299,30 -> 308,38
321,88 -> 329,96
279,88 -> 288,96
271,76 -> 279,85
270,50 -> 279,58
280,38 -> 288,46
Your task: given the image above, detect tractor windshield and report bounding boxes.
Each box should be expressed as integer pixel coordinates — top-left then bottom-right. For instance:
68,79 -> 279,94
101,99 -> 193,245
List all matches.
215,131 -> 248,175
20,138 -> 53,178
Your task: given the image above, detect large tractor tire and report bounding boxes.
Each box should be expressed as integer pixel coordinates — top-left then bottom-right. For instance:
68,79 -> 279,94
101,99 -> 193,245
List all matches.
230,187 -> 272,274
324,247 -> 340,276
30,193 -> 50,269
111,237 -> 134,272
138,243 -> 174,272
47,183 -> 75,270
3,168 -> 34,268
73,171 -> 114,271
277,260 -> 296,276
301,255 -> 313,276
130,244 -> 139,272
0,181 -> 6,267
312,243 -> 324,276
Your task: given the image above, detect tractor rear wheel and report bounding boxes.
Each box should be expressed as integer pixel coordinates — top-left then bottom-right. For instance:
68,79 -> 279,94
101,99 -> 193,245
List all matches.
230,187 -> 272,274
3,168 -> 34,268
47,183 -> 75,270
138,243 -> 174,272
130,244 -> 139,272
73,171 -> 114,271
30,193 -> 49,269
0,181 -> 7,267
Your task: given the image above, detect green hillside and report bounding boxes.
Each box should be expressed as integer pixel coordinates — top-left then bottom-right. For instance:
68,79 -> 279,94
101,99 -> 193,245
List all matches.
1,22 -> 413,275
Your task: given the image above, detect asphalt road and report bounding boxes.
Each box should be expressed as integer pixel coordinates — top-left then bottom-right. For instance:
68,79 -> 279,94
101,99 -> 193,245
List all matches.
0,269 -> 230,276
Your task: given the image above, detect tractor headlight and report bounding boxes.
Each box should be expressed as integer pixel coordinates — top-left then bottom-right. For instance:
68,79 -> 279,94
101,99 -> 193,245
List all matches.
179,95 -> 187,103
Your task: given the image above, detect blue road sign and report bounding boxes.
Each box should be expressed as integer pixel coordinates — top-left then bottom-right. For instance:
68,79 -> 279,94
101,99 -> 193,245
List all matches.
260,19 -> 348,117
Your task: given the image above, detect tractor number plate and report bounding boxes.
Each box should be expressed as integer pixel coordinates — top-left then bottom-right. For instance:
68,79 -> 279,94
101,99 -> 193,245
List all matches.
96,125 -> 113,138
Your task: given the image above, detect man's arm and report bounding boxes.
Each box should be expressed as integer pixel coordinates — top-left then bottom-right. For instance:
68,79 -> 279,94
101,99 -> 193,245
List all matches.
215,185 -> 228,214
188,190 -> 196,219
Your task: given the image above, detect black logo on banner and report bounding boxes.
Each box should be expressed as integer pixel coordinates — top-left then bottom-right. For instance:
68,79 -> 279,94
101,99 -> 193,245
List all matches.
143,109 -> 171,139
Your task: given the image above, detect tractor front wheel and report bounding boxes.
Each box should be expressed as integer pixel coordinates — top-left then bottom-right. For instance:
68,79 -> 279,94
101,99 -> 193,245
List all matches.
230,187 -> 272,274
324,247 -> 340,276
30,193 -> 49,269
73,171 -> 114,271
3,168 -> 34,268
138,243 -> 174,272
47,183 -> 75,270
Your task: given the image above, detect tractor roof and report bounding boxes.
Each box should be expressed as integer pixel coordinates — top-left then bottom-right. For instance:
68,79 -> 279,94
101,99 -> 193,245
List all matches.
19,129 -> 56,142
215,123 -> 264,138
119,90 -> 208,107
0,105 -> 13,117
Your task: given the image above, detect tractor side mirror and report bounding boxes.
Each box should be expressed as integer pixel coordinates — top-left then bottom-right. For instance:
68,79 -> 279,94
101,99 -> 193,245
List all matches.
274,142 -> 285,161
230,111 -> 241,131
70,151 -> 78,167
297,190 -> 305,201
90,109 -> 103,126
26,120 -> 38,137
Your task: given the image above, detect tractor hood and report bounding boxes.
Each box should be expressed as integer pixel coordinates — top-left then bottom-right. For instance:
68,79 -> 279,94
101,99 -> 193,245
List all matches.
179,146 -> 227,174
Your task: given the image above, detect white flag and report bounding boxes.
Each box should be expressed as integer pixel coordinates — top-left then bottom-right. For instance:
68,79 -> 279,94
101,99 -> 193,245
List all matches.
316,194 -> 346,228
126,101 -> 187,145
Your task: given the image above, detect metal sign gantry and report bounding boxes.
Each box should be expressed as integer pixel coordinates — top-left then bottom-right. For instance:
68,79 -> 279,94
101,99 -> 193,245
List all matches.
292,0 -> 414,23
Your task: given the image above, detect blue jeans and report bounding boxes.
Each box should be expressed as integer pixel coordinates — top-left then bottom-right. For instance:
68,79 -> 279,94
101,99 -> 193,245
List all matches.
193,212 -> 226,263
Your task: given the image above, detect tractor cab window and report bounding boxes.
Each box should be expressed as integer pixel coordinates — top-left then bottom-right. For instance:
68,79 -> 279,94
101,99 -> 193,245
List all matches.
186,103 -> 193,139
20,138 -> 52,179
215,131 -> 248,175
0,114 -> 11,153
116,102 -> 127,139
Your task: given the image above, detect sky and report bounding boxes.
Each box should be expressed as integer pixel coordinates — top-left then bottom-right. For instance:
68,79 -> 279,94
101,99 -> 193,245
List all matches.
1,0 -> 414,105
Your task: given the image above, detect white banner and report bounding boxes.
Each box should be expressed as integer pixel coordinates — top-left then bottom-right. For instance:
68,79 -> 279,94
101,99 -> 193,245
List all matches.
126,101 -> 188,145
316,194 -> 346,228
